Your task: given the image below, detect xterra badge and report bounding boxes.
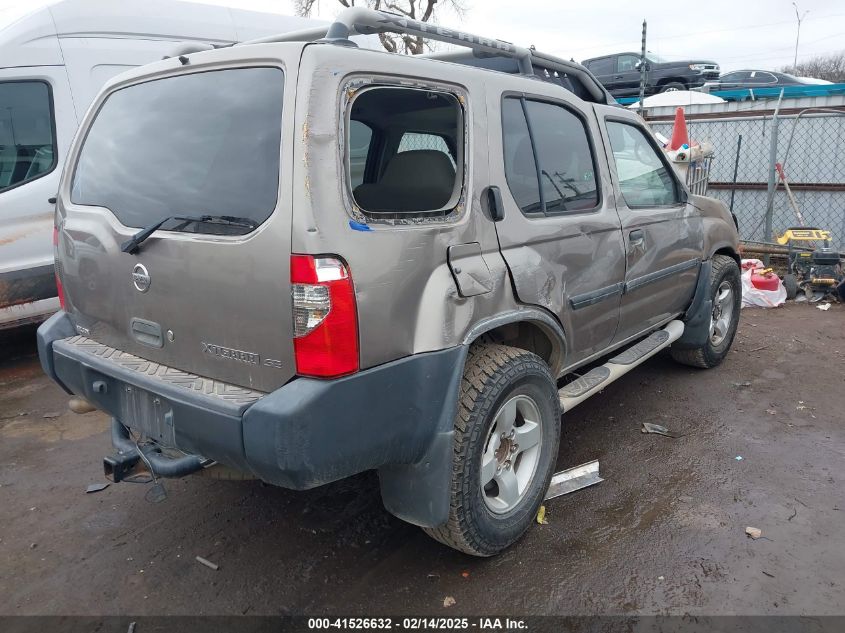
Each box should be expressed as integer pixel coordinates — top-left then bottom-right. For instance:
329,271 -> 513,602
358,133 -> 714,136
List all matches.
132,263 -> 151,293
201,342 -> 260,365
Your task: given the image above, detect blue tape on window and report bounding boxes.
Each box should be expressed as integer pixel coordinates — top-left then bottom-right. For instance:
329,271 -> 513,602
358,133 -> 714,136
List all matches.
349,220 -> 372,232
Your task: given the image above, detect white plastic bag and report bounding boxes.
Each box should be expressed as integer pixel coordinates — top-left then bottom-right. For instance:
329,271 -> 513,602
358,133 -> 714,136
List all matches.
740,258 -> 786,308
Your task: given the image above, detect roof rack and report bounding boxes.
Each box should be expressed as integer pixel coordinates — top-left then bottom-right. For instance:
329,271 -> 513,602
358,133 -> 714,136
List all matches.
240,7 -> 612,105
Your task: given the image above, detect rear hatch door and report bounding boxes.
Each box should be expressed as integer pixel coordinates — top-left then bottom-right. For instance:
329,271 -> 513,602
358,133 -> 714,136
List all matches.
57,61 -> 295,392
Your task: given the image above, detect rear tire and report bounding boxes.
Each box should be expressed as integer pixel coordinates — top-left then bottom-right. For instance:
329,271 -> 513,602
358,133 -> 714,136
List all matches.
784,273 -> 798,300
422,343 -> 560,556
671,255 -> 741,369
660,81 -> 686,92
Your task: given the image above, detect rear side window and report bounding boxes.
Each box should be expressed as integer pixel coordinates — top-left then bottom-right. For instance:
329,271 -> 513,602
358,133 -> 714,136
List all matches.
586,58 -> 614,76
0,81 -> 56,193
606,120 -> 680,207
502,99 -> 541,213
71,67 -> 284,233
347,86 -> 463,220
502,97 -> 599,215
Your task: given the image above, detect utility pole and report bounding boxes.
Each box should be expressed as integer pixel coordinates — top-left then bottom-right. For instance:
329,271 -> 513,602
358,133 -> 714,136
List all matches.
763,89 -> 785,264
792,2 -> 808,68
638,20 -> 647,115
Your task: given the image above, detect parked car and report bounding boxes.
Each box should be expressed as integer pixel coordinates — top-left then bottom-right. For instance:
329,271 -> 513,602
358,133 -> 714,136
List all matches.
582,52 -> 720,97
0,0 -> 330,330
703,69 -> 831,91
38,7 -> 741,556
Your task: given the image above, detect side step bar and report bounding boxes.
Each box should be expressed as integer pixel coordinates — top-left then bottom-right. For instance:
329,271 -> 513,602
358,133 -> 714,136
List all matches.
559,320 -> 685,413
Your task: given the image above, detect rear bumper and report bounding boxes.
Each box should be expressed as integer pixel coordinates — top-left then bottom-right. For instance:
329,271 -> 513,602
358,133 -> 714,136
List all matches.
37,311 -> 464,526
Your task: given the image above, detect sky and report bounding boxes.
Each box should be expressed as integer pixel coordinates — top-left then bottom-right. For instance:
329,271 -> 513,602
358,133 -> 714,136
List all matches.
1,0 -> 843,72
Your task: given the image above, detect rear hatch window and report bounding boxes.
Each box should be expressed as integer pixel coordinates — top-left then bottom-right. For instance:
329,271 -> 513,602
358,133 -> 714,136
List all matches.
71,67 -> 284,235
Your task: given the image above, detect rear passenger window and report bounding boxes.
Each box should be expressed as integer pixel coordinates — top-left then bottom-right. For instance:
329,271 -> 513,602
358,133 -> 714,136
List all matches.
347,86 -> 463,220
502,97 -> 599,215
606,121 -> 680,207
502,99 -> 541,213
587,57 -> 614,76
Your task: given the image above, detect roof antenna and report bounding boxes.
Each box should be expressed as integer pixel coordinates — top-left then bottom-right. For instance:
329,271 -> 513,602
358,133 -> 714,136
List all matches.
178,55 -> 190,65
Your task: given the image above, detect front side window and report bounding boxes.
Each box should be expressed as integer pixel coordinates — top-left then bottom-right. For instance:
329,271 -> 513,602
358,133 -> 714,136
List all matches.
71,67 -> 284,234
749,71 -> 777,85
606,120 -> 680,208
0,81 -> 56,192
347,86 -> 463,219
617,55 -> 640,72
502,97 -> 599,215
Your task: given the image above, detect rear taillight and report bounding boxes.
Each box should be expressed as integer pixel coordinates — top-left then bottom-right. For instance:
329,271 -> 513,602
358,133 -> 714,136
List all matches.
53,226 -> 66,310
291,254 -> 358,378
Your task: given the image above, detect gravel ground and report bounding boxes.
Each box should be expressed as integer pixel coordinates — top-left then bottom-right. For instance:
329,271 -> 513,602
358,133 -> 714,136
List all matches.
1,302 -> 843,616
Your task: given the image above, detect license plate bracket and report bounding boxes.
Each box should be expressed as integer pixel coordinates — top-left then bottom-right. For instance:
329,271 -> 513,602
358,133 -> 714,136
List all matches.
118,384 -> 176,447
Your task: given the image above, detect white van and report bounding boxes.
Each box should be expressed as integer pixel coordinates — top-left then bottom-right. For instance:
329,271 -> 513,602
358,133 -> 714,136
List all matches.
0,0 -> 325,329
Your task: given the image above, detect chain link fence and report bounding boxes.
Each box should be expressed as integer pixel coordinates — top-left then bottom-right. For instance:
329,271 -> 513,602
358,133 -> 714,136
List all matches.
647,109 -> 845,248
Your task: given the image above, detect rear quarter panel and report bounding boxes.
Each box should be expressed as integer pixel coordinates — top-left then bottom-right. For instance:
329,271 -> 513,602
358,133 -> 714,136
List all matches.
291,45 -> 520,371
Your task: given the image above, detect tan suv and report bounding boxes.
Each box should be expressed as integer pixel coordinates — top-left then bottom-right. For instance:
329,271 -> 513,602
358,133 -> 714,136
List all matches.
38,7 -> 741,555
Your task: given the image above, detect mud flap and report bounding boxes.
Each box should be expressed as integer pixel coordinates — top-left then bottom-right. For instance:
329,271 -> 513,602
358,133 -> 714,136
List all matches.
673,259 -> 713,350
377,346 -> 467,529
242,345 -> 467,529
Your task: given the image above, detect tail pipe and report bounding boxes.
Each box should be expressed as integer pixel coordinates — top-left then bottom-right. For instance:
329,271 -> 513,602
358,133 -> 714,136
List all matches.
105,418 -> 205,482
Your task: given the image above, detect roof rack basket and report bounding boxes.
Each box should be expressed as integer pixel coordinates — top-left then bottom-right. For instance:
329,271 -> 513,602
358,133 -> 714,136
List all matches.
241,7 -> 611,104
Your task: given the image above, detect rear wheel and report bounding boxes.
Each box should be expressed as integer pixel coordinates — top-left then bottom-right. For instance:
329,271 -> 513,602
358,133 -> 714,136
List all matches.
784,273 -> 798,300
422,343 -> 560,556
660,81 -> 686,92
671,255 -> 741,368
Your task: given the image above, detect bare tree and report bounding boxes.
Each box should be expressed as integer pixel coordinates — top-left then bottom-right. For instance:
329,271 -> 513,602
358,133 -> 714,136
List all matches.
780,50 -> 845,83
294,0 -> 467,54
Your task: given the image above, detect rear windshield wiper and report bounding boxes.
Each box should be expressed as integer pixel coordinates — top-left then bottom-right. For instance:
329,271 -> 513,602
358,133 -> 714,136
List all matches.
121,215 -> 257,254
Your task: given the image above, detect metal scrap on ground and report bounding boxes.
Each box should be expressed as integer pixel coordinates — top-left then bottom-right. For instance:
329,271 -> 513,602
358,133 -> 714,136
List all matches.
545,460 -> 604,500
85,483 -> 110,494
641,422 -> 676,437
195,556 -> 219,571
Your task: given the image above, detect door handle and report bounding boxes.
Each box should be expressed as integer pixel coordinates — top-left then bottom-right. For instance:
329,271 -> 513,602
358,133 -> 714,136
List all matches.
614,75 -> 624,79
484,185 -> 505,222
629,229 -> 645,247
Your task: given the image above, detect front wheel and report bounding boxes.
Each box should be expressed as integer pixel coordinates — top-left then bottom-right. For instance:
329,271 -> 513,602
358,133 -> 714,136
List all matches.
671,255 -> 742,368
422,344 -> 561,556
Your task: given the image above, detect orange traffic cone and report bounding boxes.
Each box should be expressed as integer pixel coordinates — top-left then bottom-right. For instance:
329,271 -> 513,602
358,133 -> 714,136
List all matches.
668,107 -> 689,150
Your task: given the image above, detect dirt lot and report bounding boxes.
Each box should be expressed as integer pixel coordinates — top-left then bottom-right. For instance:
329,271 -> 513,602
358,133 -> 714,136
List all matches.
1,303 -> 843,616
